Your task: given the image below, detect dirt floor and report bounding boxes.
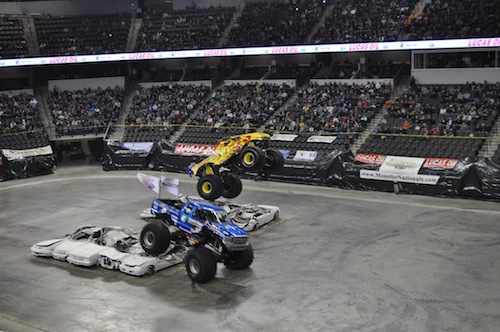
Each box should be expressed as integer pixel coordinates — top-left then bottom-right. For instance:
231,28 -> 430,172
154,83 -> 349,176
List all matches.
1,165 -> 499,332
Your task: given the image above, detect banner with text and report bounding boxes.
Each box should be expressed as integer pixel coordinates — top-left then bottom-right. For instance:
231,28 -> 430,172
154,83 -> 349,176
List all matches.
174,143 -> 215,156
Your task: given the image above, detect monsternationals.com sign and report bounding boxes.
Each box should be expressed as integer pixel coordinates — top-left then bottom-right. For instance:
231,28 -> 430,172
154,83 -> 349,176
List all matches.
356,154 -> 448,185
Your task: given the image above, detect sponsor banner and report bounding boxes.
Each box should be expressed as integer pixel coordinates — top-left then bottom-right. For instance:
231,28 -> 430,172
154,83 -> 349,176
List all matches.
379,156 -> 425,174
307,136 -> 336,143
423,158 -> 459,170
174,143 -> 215,156
360,170 -> 440,185
122,142 -> 154,151
2,145 -> 53,160
1,38 -> 500,68
354,153 -> 386,165
356,154 -> 459,170
271,134 -> 298,142
293,150 -> 317,161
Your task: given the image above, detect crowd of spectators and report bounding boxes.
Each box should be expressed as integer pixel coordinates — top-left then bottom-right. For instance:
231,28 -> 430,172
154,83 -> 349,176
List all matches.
125,84 -> 211,130
0,93 -> 47,149
0,93 -> 42,135
0,16 -> 28,59
187,82 -> 294,129
225,0 -> 328,47
265,82 -> 392,140
135,6 -> 235,52
35,13 -> 131,56
401,0 -> 500,40
378,82 -> 500,137
312,0 -> 418,44
47,86 -> 125,136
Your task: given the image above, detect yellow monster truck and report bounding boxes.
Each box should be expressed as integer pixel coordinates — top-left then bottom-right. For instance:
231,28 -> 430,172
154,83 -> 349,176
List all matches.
186,132 -> 284,200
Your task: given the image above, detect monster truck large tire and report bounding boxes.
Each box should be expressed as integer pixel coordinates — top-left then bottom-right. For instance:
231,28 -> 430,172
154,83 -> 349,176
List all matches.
185,247 -> 217,283
140,221 -> 172,255
264,148 -> 284,173
221,174 -> 243,199
239,146 -> 266,171
224,244 -> 254,270
197,175 -> 224,201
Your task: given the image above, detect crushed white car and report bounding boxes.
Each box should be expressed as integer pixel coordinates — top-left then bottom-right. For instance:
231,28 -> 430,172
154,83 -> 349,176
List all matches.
31,225 -> 98,259
119,250 -> 185,276
221,203 -> 280,231
31,226 -> 185,276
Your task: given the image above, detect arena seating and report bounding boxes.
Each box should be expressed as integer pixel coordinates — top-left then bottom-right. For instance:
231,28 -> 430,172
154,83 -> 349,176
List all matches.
186,82 -> 294,129
135,6 -> 235,52
260,82 -> 391,157
268,82 -> 391,134
357,83 -> 500,158
124,83 -> 211,142
0,93 -> 49,149
402,0 -> 500,40
312,0 -> 419,44
47,86 -> 125,137
35,13 -> 131,56
225,0 -> 328,47
0,16 -> 28,59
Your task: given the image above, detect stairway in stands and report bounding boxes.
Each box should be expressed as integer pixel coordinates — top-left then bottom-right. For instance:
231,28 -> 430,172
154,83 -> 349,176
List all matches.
349,79 -> 409,155
107,81 -> 139,141
479,119 -> 500,159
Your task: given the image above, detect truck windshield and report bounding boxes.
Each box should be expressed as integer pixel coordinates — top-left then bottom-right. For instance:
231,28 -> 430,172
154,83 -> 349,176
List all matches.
205,209 -> 232,224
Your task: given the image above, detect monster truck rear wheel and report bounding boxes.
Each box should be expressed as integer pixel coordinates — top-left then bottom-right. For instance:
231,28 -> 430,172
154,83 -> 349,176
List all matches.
197,175 -> 224,201
140,221 -> 172,255
239,146 -> 266,171
221,174 -> 243,199
264,148 -> 284,172
224,244 -> 254,270
185,247 -> 217,283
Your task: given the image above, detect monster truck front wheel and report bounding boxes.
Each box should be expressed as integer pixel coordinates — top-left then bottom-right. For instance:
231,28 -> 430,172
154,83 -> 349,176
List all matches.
239,146 -> 266,171
264,148 -> 284,172
140,221 -> 172,255
197,175 -> 224,201
221,174 -> 243,199
224,244 -> 254,270
185,247 -> 217,283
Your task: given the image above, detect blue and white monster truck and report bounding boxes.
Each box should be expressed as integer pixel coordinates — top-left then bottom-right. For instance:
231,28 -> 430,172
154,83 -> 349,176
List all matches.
140,197 -> 253,283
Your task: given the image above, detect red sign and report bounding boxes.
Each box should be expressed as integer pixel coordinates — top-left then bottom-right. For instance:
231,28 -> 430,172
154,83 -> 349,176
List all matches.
423,158 -> 459,169
128,53 -> 155,60
271,46 -> 298,54
174,143 -> 215,156
354,154 -> 386,165
348,43 -> 379,51
203,49 -> 227,56
49,56 -> 78,64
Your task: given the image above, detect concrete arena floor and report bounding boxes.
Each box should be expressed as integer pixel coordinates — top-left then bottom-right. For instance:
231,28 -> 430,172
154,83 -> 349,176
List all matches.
0,165 -> 500,332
